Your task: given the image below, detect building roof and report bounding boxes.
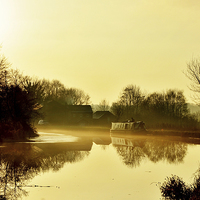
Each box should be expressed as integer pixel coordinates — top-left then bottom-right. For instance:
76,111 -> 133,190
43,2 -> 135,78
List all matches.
93,111 -> 115,119
66,105 -> 93,113
45,101 -> 93,113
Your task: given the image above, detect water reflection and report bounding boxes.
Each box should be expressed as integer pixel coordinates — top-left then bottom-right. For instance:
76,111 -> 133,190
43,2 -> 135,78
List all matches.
0,137 -> 92,199
0,144 -> 40,199
1,131 -> 200,199
111,136 -> 188,167
143,140 -> 187,164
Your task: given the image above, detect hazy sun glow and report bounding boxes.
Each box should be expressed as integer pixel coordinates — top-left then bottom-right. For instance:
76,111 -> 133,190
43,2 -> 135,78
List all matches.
0,1 -> 12,39
1,0 -> 200,104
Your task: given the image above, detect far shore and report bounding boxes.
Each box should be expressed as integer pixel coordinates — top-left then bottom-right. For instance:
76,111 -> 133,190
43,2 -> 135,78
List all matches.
146,129 -> 200,138
1,125 -> 200,143
36,125 -> 200,138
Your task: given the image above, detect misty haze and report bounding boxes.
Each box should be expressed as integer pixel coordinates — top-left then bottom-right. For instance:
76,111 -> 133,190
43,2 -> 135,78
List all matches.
1,0 -> 200,199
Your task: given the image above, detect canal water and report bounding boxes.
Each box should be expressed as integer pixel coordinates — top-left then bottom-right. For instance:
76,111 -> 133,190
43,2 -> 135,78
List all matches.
1,129 -> 200,200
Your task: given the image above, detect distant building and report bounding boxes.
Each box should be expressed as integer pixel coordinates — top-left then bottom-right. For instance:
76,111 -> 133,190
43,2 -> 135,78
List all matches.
93,111 -> 117,127
43,100 -> 65,124
41,101 -> 117,126
42,101 -> 93,126
65,105 -> 93,126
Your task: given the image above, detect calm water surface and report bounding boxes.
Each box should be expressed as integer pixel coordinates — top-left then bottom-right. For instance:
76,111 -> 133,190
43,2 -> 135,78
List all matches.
1,129 -> 200,200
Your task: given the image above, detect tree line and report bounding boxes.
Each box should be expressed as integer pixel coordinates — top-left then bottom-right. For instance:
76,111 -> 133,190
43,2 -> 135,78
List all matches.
1,47 -> 200,140
110,85 -> 199,129
0,49 -> 91,140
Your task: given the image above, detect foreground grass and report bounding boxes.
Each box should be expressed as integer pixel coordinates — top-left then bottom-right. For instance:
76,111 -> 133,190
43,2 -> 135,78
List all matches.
160,174 -> 200,199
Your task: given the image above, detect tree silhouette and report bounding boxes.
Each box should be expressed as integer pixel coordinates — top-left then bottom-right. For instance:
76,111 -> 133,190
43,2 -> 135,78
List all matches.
160,170 -> 200,199
95,99 -> 110,111
185,58 -> 200,104
0,85 -> 41,139
110,102 -> 124,121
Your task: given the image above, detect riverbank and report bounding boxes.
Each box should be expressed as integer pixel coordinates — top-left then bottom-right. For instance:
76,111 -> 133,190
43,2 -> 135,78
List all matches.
36,125 -> 110,137
36,125 -> 200,138
147,129 -> 200,138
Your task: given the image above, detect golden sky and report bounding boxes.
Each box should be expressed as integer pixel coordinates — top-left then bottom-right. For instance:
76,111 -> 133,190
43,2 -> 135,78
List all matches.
1,0 -> 200,104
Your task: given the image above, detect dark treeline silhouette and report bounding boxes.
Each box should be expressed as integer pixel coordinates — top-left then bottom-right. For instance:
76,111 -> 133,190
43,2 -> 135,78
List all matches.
111,85 -> 199,130
0,48 -> 91,140
0,52 -> 42,140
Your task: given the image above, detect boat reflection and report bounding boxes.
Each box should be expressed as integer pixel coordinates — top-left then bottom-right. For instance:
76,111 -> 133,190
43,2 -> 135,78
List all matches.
111,135 -> 191,167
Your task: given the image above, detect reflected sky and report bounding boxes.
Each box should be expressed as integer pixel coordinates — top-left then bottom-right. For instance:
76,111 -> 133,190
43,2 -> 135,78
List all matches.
0,130 -> 200,200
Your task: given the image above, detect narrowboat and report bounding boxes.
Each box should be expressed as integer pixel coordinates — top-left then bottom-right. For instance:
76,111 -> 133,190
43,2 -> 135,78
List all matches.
110,121 -> 146,134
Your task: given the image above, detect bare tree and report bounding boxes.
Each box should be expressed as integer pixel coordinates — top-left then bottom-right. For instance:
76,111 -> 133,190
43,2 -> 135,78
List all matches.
97,99 -> 110,111
185,58 -> 200,104
110,102 -> 124,121
119,85 -> 143,118
0,47 -> 11,87
37,79 -> 66,103
65,88 -> 90,105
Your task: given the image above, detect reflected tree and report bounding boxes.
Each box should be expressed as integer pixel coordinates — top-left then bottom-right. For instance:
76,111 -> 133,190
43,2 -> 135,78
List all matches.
41,151 -> 90,172
115,146 -> 145,168
143,140 -> 187,164
0,142 -> 91,199
112,137 -> 188,167
0,144 -> 42,199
